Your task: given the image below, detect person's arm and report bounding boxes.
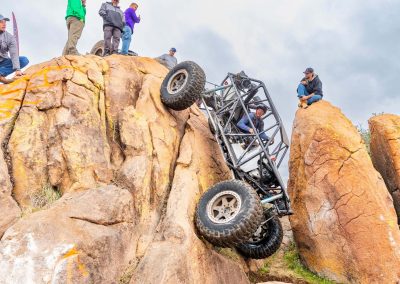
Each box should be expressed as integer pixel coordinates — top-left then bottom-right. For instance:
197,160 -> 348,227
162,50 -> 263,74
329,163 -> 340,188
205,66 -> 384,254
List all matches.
99,3 -> 107,17
156,54 -> 166,62
122,10 -> 126,25
312,78 -> 323,96
8,36 -> 20,71
132,10 -> 141,23
237,115 -> 252,133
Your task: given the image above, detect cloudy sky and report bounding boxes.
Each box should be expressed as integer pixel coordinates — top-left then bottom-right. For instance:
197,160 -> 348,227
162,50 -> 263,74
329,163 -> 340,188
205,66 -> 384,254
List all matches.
2,0 -> 400,178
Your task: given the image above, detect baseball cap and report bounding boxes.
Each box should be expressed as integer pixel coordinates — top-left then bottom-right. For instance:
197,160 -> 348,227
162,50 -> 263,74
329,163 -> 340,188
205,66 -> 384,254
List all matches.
0,15 -> 10,22
170,47 -> 177,52
303,67 -> 314,74
256,104 -> 268,113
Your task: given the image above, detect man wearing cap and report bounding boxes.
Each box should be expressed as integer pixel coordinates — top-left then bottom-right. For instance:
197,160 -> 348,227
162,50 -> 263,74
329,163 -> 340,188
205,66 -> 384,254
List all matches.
156,48 -> 178,70
237,105 -> 271,141
0,14 -> 29,84
63,0 -> 87,56
297,67 -> 323,108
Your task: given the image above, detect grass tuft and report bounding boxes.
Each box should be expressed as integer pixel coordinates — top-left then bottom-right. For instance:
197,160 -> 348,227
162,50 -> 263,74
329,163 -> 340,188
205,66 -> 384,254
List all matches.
30,184 -> 62,209
283,242 -> 336,284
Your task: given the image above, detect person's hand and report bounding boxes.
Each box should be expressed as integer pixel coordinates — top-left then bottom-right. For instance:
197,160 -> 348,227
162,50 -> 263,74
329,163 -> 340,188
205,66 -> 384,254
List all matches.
300,96 -> 307,101
81,0 -> 86,6
15,70 -> 24,77
249,129 -> 254,134
301,80 -> 307,85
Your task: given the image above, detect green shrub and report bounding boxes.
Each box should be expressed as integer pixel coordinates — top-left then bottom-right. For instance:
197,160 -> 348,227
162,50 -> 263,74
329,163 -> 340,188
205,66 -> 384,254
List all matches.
30,184 -> 62,209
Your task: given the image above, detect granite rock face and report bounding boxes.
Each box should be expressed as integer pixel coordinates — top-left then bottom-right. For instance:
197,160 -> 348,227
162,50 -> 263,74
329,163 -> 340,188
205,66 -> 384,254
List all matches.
369,114 -> 400,222
0,56 -> 249,283
288,101 -> 400,283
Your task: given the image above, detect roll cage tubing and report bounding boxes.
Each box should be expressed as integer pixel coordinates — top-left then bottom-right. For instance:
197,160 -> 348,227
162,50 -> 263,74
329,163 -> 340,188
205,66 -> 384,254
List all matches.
201,73 -> 292,215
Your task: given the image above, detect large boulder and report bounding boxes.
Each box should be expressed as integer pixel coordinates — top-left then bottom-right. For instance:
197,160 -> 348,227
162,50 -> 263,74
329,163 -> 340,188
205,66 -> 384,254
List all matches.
0,185 -> 134,283
0,55 -> 249,283
131,109 -> 247,284
369,114 -> 400,221
288,101 -> 400,283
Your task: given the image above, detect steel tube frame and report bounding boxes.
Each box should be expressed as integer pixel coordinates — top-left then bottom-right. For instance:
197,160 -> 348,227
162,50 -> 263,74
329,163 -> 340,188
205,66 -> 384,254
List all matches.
201,73 -> 292,214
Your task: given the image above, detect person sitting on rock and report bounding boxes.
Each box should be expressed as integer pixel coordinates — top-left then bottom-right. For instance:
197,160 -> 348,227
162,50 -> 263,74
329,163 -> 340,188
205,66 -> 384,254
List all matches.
237,105 -> 272,143
297,67 -> 323,108
156,48 -> 178,70
0,14 -> 29,84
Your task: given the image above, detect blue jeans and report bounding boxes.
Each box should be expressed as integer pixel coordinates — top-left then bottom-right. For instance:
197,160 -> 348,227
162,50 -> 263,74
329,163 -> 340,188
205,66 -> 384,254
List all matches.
0,56 -> 29,76
121,26 -> 133,55
297,84 -> 322,105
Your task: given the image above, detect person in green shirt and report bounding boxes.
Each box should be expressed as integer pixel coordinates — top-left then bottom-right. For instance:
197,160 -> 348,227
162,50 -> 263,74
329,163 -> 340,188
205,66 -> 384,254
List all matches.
63,0 -> 87,55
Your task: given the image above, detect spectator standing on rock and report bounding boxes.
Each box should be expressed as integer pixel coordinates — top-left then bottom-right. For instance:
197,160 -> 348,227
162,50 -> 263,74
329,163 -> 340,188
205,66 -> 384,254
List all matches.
297,67 -> 323,108
121,3 -> 141,55
63,0 -> 87,56
0,14 -> 29,84
156,48 -> 178,70
99,0 -> 125,56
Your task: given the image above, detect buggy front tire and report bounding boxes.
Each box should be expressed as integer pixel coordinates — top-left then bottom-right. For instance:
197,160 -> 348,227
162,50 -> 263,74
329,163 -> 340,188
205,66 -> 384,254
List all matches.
236,211 -> 283,259
161,61 -> 206,111
195,180 -> 263,247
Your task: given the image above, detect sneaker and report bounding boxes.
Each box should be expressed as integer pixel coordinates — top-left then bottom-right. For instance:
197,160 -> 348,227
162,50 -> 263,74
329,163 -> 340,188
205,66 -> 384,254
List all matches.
0,76 -> 15,84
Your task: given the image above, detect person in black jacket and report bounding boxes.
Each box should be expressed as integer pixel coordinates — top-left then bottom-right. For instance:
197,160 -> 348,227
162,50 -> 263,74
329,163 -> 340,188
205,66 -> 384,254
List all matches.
297,67 -> 323,108
99,0 -> 125,56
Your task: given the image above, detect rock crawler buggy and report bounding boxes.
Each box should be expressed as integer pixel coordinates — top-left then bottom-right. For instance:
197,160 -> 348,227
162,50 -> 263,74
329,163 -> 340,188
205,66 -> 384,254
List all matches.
161,61 -> 293,259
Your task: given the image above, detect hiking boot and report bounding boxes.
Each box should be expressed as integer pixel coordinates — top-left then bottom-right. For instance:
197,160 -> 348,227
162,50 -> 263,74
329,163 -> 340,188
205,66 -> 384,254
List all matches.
298,100 -> 308,109
0,76 -> 15,84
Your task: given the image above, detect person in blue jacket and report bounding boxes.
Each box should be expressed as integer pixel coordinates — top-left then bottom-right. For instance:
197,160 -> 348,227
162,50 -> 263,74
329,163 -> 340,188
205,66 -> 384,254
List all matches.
237,105 -> 270,142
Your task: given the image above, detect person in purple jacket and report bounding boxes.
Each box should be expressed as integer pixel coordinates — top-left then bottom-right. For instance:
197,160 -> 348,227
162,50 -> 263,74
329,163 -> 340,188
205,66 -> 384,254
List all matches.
121,3 -> 141,55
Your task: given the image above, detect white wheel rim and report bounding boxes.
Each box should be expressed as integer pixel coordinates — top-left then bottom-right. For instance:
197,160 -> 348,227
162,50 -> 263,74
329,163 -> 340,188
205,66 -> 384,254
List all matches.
167,69 -> 189,94
206,190 -> 242,224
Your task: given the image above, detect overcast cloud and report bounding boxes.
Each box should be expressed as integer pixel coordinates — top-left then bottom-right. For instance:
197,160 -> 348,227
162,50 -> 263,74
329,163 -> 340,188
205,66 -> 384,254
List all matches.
2,0 -> 400,179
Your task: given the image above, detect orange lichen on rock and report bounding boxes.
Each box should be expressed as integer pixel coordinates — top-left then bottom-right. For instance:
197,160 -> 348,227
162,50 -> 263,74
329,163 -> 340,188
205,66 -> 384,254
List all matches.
0,55 -> 249,284
369,114 -> 400,221
288,101 -> 400,283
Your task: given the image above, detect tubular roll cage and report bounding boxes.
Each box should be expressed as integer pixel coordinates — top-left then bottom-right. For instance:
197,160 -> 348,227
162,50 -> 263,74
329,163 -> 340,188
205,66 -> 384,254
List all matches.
200,72 -> 292,215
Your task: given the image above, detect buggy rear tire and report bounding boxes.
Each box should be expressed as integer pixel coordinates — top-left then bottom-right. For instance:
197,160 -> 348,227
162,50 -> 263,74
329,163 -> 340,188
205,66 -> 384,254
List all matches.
90,40 -> 104,56
236,211 -> 283,259
195,180 -> 263,247
161,61 -> 206,111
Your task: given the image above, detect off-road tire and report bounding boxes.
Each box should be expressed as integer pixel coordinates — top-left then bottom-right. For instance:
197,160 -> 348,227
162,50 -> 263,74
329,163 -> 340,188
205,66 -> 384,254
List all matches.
195,180 -> 263,247
161,61 -> 206,111
90,40 -> 104,56
236,211 -> 283,259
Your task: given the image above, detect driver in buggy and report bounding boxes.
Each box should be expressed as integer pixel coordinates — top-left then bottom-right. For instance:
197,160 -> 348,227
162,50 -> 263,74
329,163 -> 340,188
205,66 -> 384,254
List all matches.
237,104 -> 272,144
